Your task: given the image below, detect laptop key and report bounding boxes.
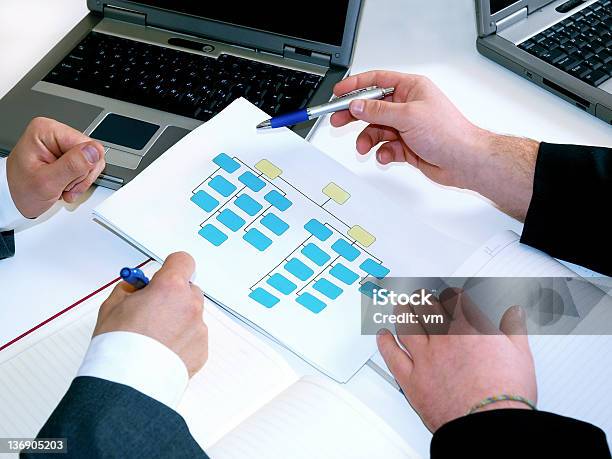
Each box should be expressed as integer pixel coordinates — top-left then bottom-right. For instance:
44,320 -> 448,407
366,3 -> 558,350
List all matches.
544,48 -> 568,64
557,56 -> 582,71
587,59 -> 605,71
569,64 -> 593,79
582,69 -> 610,86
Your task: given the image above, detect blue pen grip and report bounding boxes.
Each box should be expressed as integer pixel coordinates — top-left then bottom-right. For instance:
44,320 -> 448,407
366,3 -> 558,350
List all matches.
270,109 -> 309,128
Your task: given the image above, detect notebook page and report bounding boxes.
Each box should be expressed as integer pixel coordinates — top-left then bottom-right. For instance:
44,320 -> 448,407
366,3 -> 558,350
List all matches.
0,285 -> 103,441
209,376 -> 420,459
178,310 -> 298,450
453,230 -> 577,277
0,262 -> 298,452
530,335 -> 612,443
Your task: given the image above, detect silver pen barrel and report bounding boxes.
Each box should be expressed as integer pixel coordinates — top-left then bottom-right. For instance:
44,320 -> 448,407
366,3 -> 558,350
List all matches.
307,87 -> 394,119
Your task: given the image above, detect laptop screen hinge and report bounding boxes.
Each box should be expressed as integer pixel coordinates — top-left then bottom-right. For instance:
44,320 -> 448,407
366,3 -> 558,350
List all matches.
495,7 -> 528,32
103,5 -> 147,26
283,46 -> 331,67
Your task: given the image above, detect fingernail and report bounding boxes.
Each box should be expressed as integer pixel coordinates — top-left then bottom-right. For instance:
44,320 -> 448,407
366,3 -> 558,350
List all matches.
65,191 -> 78,202
377,150 -> 391,164
82,145 -> 99,164
350,100 -> 365,115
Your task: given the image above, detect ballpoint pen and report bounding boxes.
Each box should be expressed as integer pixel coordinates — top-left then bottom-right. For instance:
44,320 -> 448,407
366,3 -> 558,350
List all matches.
120,267 -> 150,290
256,86 -> 395,130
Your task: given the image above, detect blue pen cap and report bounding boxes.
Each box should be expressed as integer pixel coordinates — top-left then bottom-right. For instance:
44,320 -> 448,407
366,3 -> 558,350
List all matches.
120,267 -> 150,289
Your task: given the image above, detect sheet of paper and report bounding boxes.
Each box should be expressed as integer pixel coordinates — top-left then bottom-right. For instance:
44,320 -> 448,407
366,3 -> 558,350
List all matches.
209,376 -> 421,459
0,262 -> 300,451
94,98 -> 469,382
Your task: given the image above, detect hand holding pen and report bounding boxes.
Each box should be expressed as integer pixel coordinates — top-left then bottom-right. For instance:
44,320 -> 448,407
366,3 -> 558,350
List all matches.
257,86 -> 395,130
97,253 -> 208,378
325,71 -> 514,211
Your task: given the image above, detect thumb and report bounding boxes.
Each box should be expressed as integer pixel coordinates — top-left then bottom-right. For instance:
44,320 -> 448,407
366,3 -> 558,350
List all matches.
349,99 -> 408,130
44,141 -> 103,192
500,305 -> 530,351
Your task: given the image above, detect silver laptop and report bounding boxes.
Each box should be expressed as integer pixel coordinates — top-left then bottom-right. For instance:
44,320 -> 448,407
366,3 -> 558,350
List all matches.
476,0 -> 612,124
0,1 -> 363,189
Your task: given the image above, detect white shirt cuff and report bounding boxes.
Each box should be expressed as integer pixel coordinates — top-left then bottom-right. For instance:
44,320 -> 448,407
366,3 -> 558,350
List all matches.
77,331 -> 189,410
0,157 -> 27,230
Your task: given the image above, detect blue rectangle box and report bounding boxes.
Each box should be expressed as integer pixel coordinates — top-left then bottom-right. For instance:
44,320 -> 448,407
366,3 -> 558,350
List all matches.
191,190 -> 219,213
359,281 -> 382,299
216,209 -> 245,232
360,258 -> 390,279
213,153 -> 240,173
243,228 -> 272,251
313,278 -> 343,300
267,273 -> 297,295
331,239 -> 361,262
249,287 -> 279,308
208,175 -> 237,197
304,219 -> 332,241
301,243 -> 331,266
239,171 -> 266,192
296,293 -> 327,314
329,263 -> 359,285
284,258 -> 314,281
235,194 -> 263,216
199,224 -> 228,246
264,190 -> 292,211
261,213 -> 289,236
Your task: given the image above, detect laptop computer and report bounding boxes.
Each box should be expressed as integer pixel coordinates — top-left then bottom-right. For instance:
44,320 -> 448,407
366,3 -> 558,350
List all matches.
476,0 -> 612,124
0,1 -> 363,189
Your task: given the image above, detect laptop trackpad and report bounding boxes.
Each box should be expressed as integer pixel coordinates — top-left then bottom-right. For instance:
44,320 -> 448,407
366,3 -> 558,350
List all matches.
90,113 -> 161,170
104,148 -> 143,170
91,113 -> 159,151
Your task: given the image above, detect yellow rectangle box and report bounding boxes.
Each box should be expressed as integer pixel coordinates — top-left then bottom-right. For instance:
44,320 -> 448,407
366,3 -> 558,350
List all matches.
348,225 -> 376,248
322,182 -> 350,205
255,159 -> 282,179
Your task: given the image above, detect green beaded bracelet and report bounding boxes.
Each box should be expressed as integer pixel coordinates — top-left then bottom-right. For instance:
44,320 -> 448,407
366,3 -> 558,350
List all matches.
467,394 -> 537,415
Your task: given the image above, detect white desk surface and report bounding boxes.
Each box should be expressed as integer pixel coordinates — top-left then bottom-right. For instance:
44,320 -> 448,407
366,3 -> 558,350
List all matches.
1,0 -> 611,456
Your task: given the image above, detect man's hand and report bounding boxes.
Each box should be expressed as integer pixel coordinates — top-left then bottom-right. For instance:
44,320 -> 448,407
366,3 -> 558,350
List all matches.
377,288 -> 537,432
331,71 -> 540,220
94,252 -> 208,377
6,117 -> 106,218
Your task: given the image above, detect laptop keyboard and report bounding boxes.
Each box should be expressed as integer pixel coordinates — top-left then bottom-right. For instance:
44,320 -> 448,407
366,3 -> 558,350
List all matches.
43,32 -> 323,122
519,0 -> 612,87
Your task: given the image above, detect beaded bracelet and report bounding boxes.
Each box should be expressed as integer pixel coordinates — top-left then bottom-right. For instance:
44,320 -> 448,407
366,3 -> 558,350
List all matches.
467,394 -> 537,415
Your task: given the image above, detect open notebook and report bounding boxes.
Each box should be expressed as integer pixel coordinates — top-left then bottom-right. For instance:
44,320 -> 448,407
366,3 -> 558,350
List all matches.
93,98 -> 468,382
0,263 -> 420,459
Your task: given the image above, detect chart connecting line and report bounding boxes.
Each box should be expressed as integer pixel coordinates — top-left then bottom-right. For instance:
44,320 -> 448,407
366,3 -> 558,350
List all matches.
190,153 -> 391,314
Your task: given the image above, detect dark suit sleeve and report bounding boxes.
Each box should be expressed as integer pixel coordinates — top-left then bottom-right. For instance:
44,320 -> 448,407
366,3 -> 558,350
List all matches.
22,376 -> 209,459
521,143 -> 612,276
0,230 -> 15,259
431,409 -> 611,458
